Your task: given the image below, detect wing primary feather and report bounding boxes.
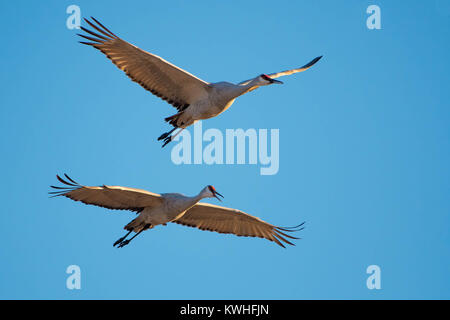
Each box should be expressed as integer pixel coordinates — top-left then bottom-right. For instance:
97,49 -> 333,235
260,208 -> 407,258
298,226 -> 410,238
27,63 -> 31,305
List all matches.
270,233 -> 286,248
77,34 -> 103,43
64,174 -> 80,186
301,56 -> 322,69
56,174 -> 77,186
79,41 -> 96,46
49,194 -> 63,198
257,226 -> 278,243
50,185 -> 70,190
278,222 -> 305,232
90,17 -> 118,38
79,26 -> 109,41
273,230 -> 297,244
272,231 -> 295,247
83,18 -> 116,39
48,191 -> 65,195
277,226 -> 304,232
274,228 -> 300,240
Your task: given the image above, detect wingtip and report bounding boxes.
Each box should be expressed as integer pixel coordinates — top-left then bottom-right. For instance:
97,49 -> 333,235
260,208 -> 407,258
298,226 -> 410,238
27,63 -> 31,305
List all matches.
279,221 -> 306,231
313,56 -> 323,63
64,173 -> 78,185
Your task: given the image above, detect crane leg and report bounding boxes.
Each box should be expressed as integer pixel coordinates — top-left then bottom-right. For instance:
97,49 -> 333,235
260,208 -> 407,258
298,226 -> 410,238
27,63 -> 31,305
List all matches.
116,224 -> 151,248
157,128 -> 176,141
161,128 -> 185,148
171,127 -> 185,140
113,230 -> 132,247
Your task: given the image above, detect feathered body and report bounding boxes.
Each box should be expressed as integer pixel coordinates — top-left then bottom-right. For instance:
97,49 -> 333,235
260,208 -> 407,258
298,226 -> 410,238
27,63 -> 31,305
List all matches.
77,17 -> 322,146
50,175 -> 304,248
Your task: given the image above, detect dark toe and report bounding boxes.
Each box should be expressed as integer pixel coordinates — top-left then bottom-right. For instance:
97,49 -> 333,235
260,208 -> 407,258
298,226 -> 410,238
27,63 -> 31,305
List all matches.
158,132 -> 168,141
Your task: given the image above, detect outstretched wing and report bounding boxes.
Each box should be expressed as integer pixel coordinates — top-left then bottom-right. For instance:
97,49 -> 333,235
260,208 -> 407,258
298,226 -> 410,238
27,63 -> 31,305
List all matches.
78,17 -> 211,112
267,55 -> 322,79
50,174 -> 162,213
173,202 -> 304,248
238,55 -> 322,85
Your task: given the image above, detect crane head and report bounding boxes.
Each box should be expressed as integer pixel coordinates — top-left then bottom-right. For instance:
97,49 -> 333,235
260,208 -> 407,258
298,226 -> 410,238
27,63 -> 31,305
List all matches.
205,185 -> 224,201
259,74 -> 283,85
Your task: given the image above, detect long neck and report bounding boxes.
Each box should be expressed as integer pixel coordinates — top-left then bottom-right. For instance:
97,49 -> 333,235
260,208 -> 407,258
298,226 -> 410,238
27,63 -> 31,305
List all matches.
233,78 -> 260,97
194,189 -> 212,202
178,193 -> 203,211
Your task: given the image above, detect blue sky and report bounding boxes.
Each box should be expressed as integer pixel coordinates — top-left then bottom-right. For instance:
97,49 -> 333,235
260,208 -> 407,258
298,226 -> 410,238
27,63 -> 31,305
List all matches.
0,0 -> 449,299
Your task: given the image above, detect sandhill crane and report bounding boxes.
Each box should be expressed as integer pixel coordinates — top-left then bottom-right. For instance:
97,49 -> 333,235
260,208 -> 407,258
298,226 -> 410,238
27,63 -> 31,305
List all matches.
50,174 -> 304,248
77,17 -> 322,147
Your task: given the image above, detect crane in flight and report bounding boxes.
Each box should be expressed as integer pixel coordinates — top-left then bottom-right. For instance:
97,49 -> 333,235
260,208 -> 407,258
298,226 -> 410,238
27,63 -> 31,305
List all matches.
77,17 -> 322,147
50,174 -> 304,248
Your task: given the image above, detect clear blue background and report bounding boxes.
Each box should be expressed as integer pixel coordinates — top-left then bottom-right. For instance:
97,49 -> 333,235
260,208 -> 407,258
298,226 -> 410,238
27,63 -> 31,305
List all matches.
0,0 -> 448,299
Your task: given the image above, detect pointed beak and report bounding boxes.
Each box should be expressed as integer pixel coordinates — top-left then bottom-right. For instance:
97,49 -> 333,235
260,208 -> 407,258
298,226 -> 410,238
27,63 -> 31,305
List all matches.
213,190 -> 224,202
271,79 -> 283,84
